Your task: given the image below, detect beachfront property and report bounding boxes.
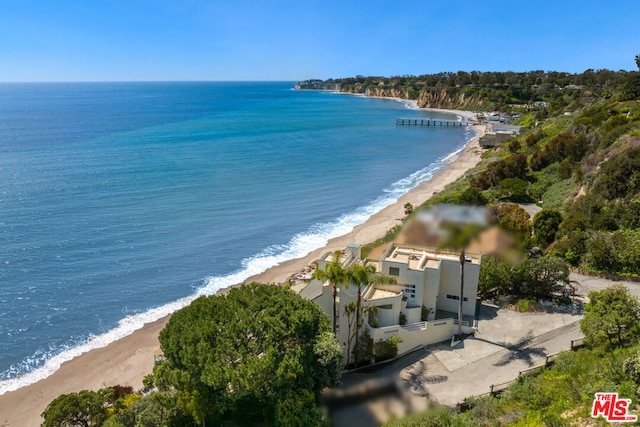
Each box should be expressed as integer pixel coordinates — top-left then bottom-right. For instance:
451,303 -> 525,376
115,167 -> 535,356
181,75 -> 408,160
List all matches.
479,123 -> 523,148
479,131 -> 516,148
301,242 -> 481,362
299,204 -> 496,362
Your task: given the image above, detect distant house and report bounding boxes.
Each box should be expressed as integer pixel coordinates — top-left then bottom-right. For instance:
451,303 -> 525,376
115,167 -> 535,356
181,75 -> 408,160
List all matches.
491,124 -> 523,135
414,204 -> 488,232
480,131 -> 514,148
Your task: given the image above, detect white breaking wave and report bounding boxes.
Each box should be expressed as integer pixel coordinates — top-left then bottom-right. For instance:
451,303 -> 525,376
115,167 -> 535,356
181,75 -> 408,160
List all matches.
0,295 -> 196,395
199,157 -> 451,296
0,136 -> 472,395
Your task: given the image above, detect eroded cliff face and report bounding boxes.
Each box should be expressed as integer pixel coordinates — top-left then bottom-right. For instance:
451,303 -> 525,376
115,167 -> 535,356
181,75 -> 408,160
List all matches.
339,86 -> 486,110
416,88 -> 487,109
361,87 -> 410,99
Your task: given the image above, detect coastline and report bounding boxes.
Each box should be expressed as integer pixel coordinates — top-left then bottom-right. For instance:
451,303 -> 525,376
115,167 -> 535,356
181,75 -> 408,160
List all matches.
0,107 -> 485,427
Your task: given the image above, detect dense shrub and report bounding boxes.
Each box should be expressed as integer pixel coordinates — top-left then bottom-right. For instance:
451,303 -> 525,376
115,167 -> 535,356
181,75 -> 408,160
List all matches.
479,254 -> 570,300
583,229 -> 640,276
373,336 -> 402,362
473,154 -> 529,190
532,209 -> 563,248
581,285 -> 640,346
488,203 -> 532,237
156,283 -> 342,426
590,146 -> 640,200
530,131 -> 588,171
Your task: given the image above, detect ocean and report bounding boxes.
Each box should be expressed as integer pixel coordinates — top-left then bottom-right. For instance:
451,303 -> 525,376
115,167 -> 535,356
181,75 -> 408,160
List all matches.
0,81 -> 473,394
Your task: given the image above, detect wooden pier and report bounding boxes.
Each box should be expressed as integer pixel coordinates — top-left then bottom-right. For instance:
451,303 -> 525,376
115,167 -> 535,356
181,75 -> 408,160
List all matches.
396,117 -> 468,127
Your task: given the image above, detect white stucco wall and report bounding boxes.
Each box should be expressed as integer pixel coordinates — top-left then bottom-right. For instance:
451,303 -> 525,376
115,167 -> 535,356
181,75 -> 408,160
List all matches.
313,283 -> 334,321
437,259 -> 478,316
424,267 -> 440,319
405,305 -> 421,324
377,306 -> 395,327
367,318 -> 455,355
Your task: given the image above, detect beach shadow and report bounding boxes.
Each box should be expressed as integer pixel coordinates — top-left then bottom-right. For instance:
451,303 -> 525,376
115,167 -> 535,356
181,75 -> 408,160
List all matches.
492,333 -> 546,367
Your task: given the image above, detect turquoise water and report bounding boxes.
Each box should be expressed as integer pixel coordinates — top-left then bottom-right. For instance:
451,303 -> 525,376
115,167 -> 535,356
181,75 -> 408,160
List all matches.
0,82 -> 473,393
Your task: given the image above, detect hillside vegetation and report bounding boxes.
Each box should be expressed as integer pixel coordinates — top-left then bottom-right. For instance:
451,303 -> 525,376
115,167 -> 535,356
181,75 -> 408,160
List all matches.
305,67 -> 640,425
298,69 -> 640,112
41,68 -> 640,426
303,68 -> 640,280
384,285 -> 640,426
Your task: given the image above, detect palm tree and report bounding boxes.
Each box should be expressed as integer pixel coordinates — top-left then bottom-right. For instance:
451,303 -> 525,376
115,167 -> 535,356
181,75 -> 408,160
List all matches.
347,263 -> 396,361
313,250 -> 349,335
635,54 -> 640,71
439,222 -> 484,339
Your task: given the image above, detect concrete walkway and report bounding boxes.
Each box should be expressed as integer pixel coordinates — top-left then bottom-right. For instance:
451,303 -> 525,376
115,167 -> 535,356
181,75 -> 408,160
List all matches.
417,320 -> 583,406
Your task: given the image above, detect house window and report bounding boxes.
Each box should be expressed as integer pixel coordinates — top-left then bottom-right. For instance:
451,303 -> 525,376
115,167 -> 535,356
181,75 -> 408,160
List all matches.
446,294 -> 468,302
389,267 -> 400,276
402,284 -> 416,299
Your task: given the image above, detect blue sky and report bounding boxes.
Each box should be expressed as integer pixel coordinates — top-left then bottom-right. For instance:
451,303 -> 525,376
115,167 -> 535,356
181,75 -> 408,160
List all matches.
1,0 -> 639,81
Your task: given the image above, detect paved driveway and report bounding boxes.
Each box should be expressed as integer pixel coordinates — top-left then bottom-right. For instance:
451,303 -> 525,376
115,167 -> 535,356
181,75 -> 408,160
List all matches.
331,273 -> 640,426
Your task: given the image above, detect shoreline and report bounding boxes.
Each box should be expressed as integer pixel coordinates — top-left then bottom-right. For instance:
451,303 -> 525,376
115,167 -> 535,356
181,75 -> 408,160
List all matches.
0,106 -> 486,427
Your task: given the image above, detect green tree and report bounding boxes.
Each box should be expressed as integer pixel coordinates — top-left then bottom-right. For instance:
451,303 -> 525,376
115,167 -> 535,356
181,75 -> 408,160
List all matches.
343,302 -> 358,366
623,352 -> 640,385
635,54 -> 640,70
532,209 -> 563,248
156,283 -> 342,425
478,256 -> 517,298
581,284 -> 640,346
274,389 -> 323,427
585,229 -> 640,276
623,72 -> 640,100
42,389 -> 113,427
497,178 -> 531,202
489,203 -> 532,239
312,331 -> 344,389
473,153 -> 529,189
457,187 -> 487,206
479,255 -> 571,300
352,328 -> 374,367
518,256 -> 572,300
373,336 -> 402,362
313,250 -> 349,335
440,221 -> 484,338
404,202 -> 414,215
590,146 -> 640,200
110,391 -> 191,427
347,263 -> 396,365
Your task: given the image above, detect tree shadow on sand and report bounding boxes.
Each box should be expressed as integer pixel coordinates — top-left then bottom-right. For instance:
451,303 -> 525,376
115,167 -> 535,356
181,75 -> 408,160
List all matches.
492,333 -> 546,367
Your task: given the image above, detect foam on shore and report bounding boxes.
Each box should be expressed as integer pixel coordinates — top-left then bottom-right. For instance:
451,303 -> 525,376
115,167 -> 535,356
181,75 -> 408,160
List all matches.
0,117 -> 478,397
0,295 -> 196,395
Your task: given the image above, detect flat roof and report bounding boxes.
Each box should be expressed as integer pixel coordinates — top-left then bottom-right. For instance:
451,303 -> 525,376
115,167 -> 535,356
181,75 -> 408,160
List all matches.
368,287 -> 401,300
383,244 -> 480,269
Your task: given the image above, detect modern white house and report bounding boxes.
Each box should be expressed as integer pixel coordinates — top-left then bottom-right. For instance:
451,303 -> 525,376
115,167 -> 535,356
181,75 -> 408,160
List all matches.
301,241 -> 481,361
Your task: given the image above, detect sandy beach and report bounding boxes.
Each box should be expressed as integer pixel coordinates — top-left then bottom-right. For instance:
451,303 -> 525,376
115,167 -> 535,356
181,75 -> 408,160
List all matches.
0,108 -> 485,427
